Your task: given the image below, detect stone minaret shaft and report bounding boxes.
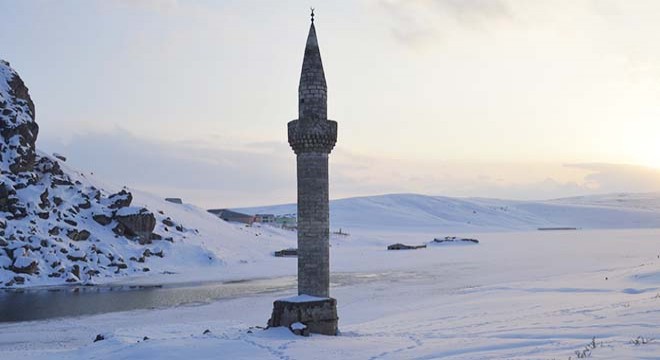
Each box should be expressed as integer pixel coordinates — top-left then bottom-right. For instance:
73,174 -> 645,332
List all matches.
288,20 -> 337,298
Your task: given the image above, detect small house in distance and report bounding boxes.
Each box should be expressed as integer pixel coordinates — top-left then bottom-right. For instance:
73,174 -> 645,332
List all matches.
255,214 -> 276,223
275,214 -> 297,230
208,209 -> 255,225
165,198 -> 183,204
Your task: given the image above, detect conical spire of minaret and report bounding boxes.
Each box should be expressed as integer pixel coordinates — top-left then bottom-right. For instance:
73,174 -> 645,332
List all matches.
298,13 -> 327,121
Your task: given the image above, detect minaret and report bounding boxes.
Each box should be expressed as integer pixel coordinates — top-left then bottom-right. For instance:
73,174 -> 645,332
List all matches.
269,11 -> 339,336
287,10 -> 337,298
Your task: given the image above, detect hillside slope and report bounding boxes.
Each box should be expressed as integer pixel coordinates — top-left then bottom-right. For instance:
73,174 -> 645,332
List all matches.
0,60 -> 292,288
237,193 -> 660,231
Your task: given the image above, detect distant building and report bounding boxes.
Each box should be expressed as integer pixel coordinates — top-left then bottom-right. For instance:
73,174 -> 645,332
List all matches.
208,209 -> 255,225
165,198 -> 183,204
255,214 -> 276,223
275,215 -> 297,229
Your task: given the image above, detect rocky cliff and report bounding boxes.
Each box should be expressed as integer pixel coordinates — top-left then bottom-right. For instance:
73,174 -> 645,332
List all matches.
0,60 -> 196,287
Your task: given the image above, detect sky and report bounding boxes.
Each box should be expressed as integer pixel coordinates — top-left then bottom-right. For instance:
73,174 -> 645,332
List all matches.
2,0 -> 660,208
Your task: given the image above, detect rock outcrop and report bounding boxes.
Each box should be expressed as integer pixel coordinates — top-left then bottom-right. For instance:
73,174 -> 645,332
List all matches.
115,207 -> 157,244
0,60 -> 38,174
0,60 -> 195,288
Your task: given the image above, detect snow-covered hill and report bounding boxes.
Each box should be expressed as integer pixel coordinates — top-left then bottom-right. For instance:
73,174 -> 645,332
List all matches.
237,193 -> 660,231
0,60 -> 293,288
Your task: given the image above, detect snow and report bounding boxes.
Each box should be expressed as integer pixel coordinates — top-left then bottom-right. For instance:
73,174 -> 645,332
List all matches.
290,322 -> 306,330
5,150 -> 660,289
12,255 -> 36,268
2,228 -> 660,359
0,150 -> 300,288
4,54 -> 657,357
238,193 -> 660,231
280,294 -> 329,303
115,206 -> 147,216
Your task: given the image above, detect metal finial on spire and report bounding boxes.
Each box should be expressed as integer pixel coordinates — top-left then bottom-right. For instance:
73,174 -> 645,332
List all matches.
310,7 -> 315,23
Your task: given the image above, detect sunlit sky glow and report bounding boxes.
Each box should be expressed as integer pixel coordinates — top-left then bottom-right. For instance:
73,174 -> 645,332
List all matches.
2,0 -> 660,207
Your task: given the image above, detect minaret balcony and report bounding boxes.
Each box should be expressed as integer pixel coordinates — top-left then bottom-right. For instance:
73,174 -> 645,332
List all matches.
287,119 -> 337,154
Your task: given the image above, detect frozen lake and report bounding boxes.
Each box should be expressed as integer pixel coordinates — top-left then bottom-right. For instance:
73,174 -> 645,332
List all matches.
0,278 -> 294,323
0,271 -> 419,322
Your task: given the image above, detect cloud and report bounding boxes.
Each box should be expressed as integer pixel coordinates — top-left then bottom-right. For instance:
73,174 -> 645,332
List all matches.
375,0 -> 513,47
108,0 -> 181,14
38,128 -> 296,208
37,130 -> 660,208
565,163 -> 660,194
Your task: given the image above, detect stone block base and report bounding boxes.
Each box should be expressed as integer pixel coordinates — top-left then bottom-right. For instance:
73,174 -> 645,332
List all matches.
268,295 -> 338,335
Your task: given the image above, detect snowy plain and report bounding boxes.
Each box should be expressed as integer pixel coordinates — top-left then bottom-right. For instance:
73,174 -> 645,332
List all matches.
2,222 -> 660,359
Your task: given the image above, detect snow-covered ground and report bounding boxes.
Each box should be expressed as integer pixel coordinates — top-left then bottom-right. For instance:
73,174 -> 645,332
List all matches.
2,228 -> 660,359
239,192 -> 660,231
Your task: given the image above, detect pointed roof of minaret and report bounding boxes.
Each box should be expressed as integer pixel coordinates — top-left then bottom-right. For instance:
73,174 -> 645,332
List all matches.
299,17 -> 326,91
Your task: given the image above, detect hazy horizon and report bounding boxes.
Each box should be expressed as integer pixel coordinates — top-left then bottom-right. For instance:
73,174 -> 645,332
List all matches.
3,0 -> 660,208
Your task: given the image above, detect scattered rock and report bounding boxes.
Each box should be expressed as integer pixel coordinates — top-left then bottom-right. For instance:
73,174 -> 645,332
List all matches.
78,200 -> 91,209
0,61 -> 197,288
38,189 -> 50,209
11,257 -> 38,274
92,214 -> 112,226
51,176 -> 73,186
66,251 -> 86,262
274,248 -> 298,257
93,334 -> 105,342
431,237 -> 479,245
67,229 -> 91,241
387,243 -> 426,250
112,223 -> 126,236
108,190 -> 132,209
115,208 -> 156,244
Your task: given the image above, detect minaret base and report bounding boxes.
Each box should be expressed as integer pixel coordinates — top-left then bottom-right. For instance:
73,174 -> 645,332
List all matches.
268,295 -> 338,336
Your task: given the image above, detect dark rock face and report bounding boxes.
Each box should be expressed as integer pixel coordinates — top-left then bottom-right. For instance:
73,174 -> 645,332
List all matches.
0,60 -> 38,174
0,60 -> 191,288
92,214 -> 112,226
67,229 -> 91,241
11,259 -> 39,274
0,183 -> 18,213
115,208 -> 156,244
108,190 -> 132,209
